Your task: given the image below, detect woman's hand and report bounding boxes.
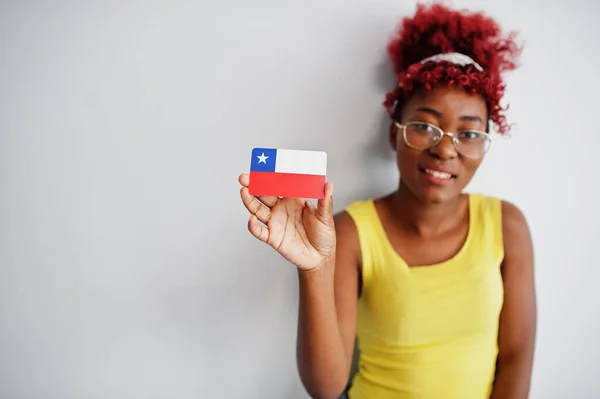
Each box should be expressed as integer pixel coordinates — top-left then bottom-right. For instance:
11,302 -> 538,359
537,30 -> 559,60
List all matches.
238,173 -> 336,271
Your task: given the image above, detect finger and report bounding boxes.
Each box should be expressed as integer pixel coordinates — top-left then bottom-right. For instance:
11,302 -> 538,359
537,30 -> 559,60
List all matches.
255,195 -> 279,208
248,214 -> 269,243
316,182 -> 334,224
305,199 -> 316,212
238,173 -> 249,187
239,173 -> 279,207
240,187 -> 272,224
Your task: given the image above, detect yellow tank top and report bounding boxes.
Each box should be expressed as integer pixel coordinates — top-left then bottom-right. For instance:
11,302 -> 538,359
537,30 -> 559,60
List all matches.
345,193 -> 504,399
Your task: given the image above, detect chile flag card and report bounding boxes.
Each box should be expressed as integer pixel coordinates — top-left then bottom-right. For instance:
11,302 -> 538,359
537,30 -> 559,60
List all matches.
248,147 -> 327,199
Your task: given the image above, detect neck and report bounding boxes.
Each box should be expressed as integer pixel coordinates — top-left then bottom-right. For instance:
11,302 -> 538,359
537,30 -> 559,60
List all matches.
387,180 -> 466,237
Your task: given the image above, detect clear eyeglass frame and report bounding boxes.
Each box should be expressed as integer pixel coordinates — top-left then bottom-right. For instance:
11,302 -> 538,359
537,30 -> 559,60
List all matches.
394,121 -> 494,159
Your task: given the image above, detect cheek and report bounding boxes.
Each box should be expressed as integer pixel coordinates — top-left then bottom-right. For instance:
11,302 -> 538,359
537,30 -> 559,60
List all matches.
397,144 -> 421,172
460,158 -> 483,178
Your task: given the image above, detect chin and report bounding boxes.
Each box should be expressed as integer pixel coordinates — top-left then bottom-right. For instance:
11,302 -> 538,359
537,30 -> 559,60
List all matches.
417,187 -> 457,204
402,176 -> 462,204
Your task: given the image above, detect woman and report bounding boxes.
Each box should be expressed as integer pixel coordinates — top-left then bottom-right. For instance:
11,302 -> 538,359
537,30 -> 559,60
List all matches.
239,3 -> 536,399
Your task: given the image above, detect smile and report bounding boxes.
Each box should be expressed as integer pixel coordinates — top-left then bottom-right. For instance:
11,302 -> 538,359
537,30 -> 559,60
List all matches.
422,168 -> 454,180
418,166 -> 458,184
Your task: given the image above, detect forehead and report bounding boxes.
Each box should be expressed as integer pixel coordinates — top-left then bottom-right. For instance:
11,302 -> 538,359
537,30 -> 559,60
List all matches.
401,85 -> 488,119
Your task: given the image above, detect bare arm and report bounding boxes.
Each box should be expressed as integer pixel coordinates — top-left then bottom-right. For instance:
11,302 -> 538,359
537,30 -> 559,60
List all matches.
238,175 -> 359,399
296,211 -> 360,399
490,201 -> 537,399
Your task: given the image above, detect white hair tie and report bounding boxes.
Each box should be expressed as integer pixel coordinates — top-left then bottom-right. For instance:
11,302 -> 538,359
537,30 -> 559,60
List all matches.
418,52 -> 483,71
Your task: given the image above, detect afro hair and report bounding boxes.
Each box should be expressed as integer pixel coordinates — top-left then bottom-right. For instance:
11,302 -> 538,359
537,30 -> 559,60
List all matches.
383,2 -> 523,134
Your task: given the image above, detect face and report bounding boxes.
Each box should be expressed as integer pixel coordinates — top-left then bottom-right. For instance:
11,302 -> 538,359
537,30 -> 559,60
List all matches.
389,85 -> 490,204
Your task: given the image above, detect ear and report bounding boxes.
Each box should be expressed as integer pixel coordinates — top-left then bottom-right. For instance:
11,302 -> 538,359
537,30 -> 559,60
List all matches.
388,121 -> 399,151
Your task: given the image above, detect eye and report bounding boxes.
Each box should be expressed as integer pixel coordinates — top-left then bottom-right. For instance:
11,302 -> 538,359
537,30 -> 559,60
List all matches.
410,122 -> 437,133
459,130 -> 486,141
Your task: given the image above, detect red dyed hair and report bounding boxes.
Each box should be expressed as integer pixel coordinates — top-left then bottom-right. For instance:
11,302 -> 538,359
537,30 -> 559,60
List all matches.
384,3 -> 522,134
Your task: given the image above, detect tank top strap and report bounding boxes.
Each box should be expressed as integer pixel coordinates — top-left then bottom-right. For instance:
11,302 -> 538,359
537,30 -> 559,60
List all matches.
468,193 -> 504,261
344,199 -> 391,288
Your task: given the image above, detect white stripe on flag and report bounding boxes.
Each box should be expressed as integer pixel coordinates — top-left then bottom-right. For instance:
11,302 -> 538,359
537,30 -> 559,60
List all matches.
275,149 -> 327,176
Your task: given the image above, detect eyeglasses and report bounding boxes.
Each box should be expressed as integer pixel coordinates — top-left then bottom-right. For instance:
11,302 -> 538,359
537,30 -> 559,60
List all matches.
395,121 -> 494,159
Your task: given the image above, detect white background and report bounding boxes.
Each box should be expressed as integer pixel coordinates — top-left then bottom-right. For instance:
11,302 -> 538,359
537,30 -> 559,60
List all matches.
1,1 -> 599,398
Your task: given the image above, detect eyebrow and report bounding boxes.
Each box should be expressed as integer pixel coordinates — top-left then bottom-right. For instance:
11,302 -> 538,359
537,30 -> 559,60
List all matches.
414,106 -> 485,125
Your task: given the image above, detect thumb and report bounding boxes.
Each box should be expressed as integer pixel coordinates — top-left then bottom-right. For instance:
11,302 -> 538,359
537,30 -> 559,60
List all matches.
316,182 -> 334,224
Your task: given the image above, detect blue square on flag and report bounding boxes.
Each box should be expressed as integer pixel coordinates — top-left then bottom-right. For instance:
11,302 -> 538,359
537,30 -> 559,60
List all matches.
250,148 -> 277,172
248,147 -> 327,199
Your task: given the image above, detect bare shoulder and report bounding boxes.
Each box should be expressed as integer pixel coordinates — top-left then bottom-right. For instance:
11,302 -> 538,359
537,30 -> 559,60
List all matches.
334,210 -> 358,233
501,201 -> 531,238
500,200 -> 533,264
333,210 -> 362,270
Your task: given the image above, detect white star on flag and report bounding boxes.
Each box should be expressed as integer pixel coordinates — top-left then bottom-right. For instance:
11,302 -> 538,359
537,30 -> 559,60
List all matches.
257,153 -> 269,164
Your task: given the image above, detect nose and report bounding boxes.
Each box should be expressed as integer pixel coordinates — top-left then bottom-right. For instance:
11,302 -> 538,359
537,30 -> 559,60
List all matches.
428,134 -> 457,160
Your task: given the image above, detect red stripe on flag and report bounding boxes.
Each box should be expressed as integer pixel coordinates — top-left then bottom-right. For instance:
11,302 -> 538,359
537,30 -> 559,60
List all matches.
249,171 -> 326,199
